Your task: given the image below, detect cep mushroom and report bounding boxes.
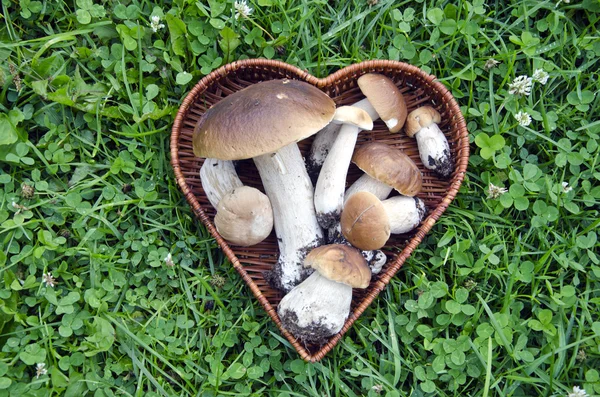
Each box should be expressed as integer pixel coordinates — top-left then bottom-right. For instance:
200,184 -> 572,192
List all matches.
314,74 -> 407,229
277,244 -> 371,344
405,106 -> 454,179
194,79 -> 360,293
214,186 -> 274,246
341,191 -> 426,250
200,159 -> 273,246
344,142 -> 422,203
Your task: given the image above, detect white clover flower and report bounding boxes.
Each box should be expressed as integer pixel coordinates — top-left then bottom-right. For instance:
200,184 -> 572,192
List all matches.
562,182 -> 573,193
484,58 -> 500,70
487,183 -> 508,199
42,272 -> 56,288
150,15 -> 165,33
508,75 -> 533,96
164,252 -> 175,267
234,0 -> 253,19
35,363 -> 47,378
532,69 -> 549,85
514,111 -> 532,127
567,386 -> 588,397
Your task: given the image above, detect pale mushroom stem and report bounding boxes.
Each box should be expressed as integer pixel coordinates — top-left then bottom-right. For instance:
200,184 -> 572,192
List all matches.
416,124 -> 454,179
278,271 -> 352,344
307,98 -> 380,185
200,158 -> 243,208
381,196 -> 427,234
314,100 -> 380,229
344,174 -> 394,204
253,143 -> 324,293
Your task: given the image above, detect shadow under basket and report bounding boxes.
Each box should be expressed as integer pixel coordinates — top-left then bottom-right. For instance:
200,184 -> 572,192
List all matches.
171,59 -> 469,362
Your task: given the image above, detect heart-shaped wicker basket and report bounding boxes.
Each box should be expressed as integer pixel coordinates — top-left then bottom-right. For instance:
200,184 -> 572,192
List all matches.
171,59 -> 469,362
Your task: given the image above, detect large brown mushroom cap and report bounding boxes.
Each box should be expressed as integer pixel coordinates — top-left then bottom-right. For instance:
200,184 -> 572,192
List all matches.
352,142 -> 423,197
357,73 -> 407,133
304,244 -> 371,288
341,191 -> 391,251
193,79 -> 336,160
405,106 -> 442,138
214,186 -> 274,246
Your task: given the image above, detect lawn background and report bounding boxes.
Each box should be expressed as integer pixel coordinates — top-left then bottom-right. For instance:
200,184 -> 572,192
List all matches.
1,0 -> 599,395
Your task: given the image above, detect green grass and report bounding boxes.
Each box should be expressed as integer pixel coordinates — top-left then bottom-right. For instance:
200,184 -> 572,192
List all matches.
1,0 -> 600,395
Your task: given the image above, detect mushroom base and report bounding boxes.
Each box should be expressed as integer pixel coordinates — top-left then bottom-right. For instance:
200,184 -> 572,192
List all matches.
278,310 -> 340,345
277,271 -> 353,344
426,151 -> 454,179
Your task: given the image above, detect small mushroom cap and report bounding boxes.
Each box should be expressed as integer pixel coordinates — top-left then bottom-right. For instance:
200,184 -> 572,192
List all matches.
331,106 -> 374,130
341,191 -> 391,251
214,186 -> 274,246
304,244 -> 371,288
193,79 -> 336,160
352,142 -> 422,197
405,106 -> 442,138
357,73 -> 407,133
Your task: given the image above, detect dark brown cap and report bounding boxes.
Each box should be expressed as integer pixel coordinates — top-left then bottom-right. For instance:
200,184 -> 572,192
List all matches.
193,79 -> 336,160
304,244 -> 371,288
340,191 -> 391,251
352,142 -> 422,197
405,106 -> 441,138
357,73 -> 407,133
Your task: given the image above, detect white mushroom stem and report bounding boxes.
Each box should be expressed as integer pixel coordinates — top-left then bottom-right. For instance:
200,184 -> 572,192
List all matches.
344,174 -> 393,204
307,98 -> 381,184
253,143 -> 324,293
327,224 -> 387,274
415,124 -> 453,179
314,100 -> 380,229
277,271 -> 351,343
381,196 -> 427,234
200,158 -> 243,208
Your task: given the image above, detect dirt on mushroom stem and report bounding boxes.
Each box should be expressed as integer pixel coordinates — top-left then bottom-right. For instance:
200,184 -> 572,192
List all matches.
263,240 -> 324,292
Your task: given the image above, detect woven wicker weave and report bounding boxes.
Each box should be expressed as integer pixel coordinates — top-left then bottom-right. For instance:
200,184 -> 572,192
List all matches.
171,59 -> 469,362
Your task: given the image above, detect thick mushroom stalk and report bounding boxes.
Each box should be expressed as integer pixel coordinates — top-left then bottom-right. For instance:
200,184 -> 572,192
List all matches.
381,196 -> 427,234
344,174 -> 393,204
405,106 -> 454,179
306,98 -> 380,183
277,245 -> 371,344
253,143 -> 324,292
314,103 -> 378,228
278,271 -> 352,343
200,159 -> 243,208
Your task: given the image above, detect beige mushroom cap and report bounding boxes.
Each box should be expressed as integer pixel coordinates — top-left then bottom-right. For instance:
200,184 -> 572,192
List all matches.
352,142 -> 422,197
193,79 -> 336,160
357,73 -> 407,133
304,244 -> 371,288
332,106 -> 374,130
341,191 -> 391,251
214,186 -> 274,246
405,106 -> 442,138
